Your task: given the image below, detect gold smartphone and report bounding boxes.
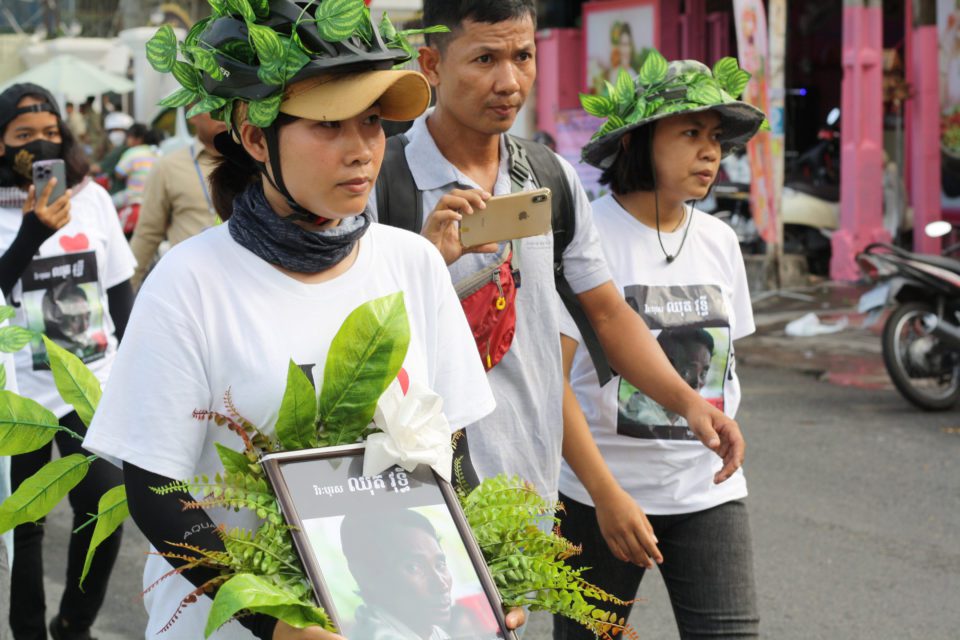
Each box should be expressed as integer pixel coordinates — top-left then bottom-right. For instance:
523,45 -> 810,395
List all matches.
459,187 -> 552,247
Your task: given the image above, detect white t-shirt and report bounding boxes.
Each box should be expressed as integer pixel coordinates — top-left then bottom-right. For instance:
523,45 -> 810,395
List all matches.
83,222 -> 495,639
0,181 -> 135,418
370,111 -> 612,500
559,197 -> 755,515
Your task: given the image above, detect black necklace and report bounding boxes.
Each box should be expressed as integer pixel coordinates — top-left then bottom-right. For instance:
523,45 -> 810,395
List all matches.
655,192 -> 694,264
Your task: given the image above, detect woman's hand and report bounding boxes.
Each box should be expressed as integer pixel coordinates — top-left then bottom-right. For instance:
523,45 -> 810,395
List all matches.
272,621 -> 345,640
24,179 -> 71,231
421,188 -> 497,265
594,486 -> 662,568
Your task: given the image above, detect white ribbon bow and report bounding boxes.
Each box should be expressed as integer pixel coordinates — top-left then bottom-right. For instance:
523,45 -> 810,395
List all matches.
362,379 -> 453,483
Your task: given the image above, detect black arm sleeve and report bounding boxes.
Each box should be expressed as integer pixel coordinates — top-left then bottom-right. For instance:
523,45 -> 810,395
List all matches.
122,462 -> 278,640
452,428 -> 481,495
106,280 -> 134,342
0,212 -> 55,297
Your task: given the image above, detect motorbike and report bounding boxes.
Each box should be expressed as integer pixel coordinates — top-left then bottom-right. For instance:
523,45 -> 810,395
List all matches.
856,222 -> 960,410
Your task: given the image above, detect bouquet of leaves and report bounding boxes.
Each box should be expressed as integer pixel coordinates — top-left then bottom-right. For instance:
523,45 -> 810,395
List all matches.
0,296 -> 635,638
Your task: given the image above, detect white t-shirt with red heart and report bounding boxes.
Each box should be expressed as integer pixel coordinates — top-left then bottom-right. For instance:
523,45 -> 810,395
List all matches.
0,180 -> 136,418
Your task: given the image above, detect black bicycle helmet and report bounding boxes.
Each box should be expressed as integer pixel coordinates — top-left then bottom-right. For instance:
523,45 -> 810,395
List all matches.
147,0 -> 435,126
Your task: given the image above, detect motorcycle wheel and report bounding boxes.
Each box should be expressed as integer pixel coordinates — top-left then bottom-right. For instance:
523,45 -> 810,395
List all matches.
882,302 -> 960,411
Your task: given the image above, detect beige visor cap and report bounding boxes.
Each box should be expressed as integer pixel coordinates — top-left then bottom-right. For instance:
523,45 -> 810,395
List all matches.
279,69 -> 431,122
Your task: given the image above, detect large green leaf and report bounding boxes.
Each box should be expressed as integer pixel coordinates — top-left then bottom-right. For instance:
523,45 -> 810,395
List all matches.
257,60 -> 286,87
184,16 -> 212,48
686,80 -> 724,106
216,442 -> 254,475
378,12 -> 398,43
579,94 -> 614,118
248,23 -> 283,69
712,57 -> 740,90
0,390 -> 61,455
317,293 -> 410,445
187,94 -> 228,118
42,336 -> 101,427
0,453 -> 91,533
225,0 -> 256,23
315,0 -> 366,42
146,25 -> 178,73
159,88 -> 198,109
248,0 -> 270,18
247,93 -> 282,127
614,69 -> 636,109
78,485 -> 128,587
0,364 -> 5,390
0,306 -> 14,323
638,48 -> 668,86
187,46 -> 224,81
275,360 -> 318,451
172,60 -> 202,92
280,36 -> 311,82
0,326 -> 33,353
205,573 -> 332,637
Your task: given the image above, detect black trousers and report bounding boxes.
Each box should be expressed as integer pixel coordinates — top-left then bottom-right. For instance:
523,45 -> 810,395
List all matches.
10,411 -> 123,640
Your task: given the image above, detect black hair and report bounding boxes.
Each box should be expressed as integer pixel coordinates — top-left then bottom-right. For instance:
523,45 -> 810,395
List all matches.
0,93 -> 89,189
126,123 -> 162,146
422,0 -> 537,50
599,122 -> 656,194
208,112 -> 298,220
339,508 -> 440,588
657,328 -> 715,367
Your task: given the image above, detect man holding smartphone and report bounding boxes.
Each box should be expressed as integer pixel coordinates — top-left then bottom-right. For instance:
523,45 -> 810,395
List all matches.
372,0 -> 746,572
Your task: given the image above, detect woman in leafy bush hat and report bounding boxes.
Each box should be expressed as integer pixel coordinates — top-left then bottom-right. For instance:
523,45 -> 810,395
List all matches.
82,1 -> 518,639
554,51 -> 766,639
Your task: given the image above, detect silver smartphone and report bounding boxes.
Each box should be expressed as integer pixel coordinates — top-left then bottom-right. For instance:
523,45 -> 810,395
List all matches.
32,159 -> 67,202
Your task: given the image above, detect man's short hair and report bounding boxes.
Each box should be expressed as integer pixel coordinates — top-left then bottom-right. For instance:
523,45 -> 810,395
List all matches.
657,328 -> 715,366
340,508 -> 440,586
599,122 -> 657,194
423,0 -> 537,50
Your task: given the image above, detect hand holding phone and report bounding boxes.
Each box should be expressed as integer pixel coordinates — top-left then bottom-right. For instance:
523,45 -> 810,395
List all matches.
28,159 -> 71,230
458,188 -> 552,247
422,188 -> 499,265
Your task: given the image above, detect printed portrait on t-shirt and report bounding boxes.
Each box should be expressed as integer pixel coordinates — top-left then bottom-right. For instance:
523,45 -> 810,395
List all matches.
618,284 -> 731,440
18,251 -> 108,369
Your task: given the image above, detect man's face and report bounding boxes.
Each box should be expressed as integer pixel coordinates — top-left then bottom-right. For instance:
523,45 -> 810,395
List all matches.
679,342 -> 712,391
366,525 -> 453,627
423,16 -> 537,135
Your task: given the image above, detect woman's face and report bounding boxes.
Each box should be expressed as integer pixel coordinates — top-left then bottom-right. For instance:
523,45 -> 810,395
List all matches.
649,110 -> 722,202
617,31 -> 634,68
247,105 -> 384,226
0,96 -> 61,153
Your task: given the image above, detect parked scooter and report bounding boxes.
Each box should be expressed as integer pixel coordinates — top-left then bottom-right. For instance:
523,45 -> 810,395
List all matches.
856,222 -> 960,410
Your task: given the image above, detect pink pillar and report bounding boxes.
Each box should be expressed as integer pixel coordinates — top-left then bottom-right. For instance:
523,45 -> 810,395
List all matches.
910,25 -> 942,254
830,2 -> 890,281
534,28 -> 582,138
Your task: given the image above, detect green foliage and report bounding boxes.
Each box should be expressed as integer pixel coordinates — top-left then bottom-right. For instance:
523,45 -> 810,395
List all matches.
159,88 -> 196,109
42,336 -> 101,427
317,292 -> 409,446
0,364 -> 6,390
146,25 -> 178,73
247,94 -> 283,128
0,325 -> 33,353
275,360 -> 319,450
0,306 -> 15,324
0,390 -> 64,455
461,475 -> 635,639
206,573 -> 333,637
580,47 -> 757,144
0,454 -> 92,534
78,485 -> 128,587
187,94 -> 228,118
314,0 -> 366,42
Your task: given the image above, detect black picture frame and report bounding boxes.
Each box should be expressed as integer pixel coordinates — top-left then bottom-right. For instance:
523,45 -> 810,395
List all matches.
261,443 -> 518,640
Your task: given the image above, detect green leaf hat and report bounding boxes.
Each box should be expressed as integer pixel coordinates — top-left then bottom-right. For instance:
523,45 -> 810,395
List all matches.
580,49 -> 768,170
146,0 -> 446,128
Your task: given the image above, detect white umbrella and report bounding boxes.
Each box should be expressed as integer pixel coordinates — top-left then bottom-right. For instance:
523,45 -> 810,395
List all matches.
0,53 -> 135,98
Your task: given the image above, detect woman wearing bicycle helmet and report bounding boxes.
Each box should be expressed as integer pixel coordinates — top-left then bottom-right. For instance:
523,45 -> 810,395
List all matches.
83,2 -> 512,638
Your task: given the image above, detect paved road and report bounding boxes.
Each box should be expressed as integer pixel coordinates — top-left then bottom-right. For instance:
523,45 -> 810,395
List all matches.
30,364 -> 960,639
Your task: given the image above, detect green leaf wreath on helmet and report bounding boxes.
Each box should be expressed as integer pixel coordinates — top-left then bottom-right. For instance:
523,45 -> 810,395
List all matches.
580,48 -> 771,169
145,0 -> 448,127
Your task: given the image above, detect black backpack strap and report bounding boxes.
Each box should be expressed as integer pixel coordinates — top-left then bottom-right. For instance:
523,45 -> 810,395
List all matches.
375,133 -> 423,232
510,136 -> 614,386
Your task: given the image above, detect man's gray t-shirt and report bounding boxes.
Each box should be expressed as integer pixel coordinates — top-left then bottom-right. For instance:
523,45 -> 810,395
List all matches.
370,112 -> 611,499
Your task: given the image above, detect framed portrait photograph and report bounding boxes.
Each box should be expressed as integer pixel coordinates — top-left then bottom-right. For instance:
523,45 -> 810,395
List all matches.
582,0 -> 660,94
261,444 -> 517,640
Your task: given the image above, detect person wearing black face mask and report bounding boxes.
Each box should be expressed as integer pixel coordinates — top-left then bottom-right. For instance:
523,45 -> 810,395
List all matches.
0,83 -> 137,640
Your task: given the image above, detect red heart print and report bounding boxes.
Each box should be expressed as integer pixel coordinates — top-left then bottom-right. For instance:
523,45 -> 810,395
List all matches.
59,233 -> 89,252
